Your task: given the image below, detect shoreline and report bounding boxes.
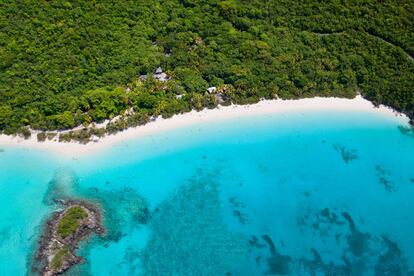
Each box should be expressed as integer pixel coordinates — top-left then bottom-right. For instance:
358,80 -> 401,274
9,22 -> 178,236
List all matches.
0,96 -> 409,158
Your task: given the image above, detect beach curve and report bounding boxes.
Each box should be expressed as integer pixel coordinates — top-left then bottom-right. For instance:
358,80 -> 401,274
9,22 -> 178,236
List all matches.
0,96 -> 409,158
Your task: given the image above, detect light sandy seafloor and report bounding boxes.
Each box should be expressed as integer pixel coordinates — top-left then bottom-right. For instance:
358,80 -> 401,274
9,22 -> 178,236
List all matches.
0,96 -> 409,158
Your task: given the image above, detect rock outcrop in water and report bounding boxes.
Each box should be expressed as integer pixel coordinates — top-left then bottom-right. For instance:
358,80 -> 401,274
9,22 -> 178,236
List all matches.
33,200 -> 104,276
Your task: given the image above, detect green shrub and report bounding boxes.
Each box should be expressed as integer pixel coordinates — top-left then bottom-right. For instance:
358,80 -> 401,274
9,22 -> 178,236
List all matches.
37,132 -> 47,142
56,206 -> 88,239
51,246 -> 69,270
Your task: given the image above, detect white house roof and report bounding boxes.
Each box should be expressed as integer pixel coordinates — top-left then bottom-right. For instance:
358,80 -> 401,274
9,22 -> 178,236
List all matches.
207,86 -> 217,93
155,67 -> 163,74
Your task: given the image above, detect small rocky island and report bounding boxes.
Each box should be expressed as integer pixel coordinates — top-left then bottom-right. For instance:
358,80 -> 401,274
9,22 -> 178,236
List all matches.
33,200 -> 104,275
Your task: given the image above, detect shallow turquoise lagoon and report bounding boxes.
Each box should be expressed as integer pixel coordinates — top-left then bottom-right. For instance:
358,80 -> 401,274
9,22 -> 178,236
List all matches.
1,110 -> 414,275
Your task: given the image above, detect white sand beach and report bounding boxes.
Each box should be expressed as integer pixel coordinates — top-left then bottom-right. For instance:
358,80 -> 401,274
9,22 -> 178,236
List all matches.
0,96 -> 409,158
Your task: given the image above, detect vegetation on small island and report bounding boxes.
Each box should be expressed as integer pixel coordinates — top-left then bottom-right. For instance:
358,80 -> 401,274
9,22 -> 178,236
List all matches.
1,0 -> 413,142
50,245 -> 69,270
33,201 -> 104,276
56,205 -> 88,239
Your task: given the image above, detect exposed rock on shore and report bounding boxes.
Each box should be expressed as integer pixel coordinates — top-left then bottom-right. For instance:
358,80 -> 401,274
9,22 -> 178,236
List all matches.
33,200 -> 104,276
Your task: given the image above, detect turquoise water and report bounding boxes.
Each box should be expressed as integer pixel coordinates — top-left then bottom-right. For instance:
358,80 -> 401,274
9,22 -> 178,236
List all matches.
1,110 -> 414,275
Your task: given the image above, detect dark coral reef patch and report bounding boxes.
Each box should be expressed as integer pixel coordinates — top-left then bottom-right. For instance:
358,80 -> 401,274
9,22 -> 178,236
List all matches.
140,172 -> 249,275
333,143 -> 359,163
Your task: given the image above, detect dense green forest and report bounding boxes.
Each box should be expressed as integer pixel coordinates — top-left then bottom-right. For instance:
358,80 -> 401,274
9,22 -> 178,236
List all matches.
0,0 -> 413,141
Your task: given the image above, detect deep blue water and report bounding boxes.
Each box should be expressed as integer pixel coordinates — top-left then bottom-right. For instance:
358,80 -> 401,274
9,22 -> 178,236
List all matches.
0,110 -> 414,275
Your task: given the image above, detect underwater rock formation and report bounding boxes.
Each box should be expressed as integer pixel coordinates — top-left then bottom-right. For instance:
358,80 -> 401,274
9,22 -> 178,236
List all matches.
375,165 -> 395,192
262,234 -> 292,275
252,209 -> 409,274
229,197 -> 249,225
333,144 -> 359,163
140,173 -> 248,275
375,236 -> 407,275
398,125 -> 414,137
42,169 -> 78,206
342,212 -> 371,257
83,186 -> 150,243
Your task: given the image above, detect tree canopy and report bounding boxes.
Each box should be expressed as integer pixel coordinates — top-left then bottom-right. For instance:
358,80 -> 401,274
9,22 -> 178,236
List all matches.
0,0 -> 413,139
